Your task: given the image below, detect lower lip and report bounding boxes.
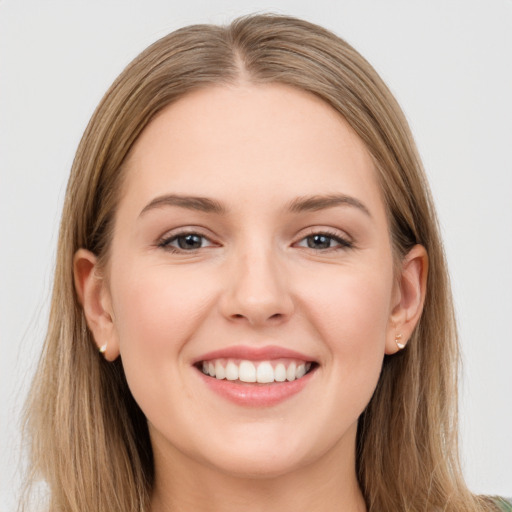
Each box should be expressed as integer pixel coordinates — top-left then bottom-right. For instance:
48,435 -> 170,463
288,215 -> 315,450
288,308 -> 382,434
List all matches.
196,367 -> 316,407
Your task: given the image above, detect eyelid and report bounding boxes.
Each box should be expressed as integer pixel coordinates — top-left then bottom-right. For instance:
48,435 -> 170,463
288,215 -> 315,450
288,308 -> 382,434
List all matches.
293,227 -> 354,250
155,226 -> 354,253
156,227 -> 218,252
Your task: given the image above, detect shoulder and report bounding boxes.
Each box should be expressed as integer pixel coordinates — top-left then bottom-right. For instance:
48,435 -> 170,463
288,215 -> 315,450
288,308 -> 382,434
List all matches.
493,497 -> 512,511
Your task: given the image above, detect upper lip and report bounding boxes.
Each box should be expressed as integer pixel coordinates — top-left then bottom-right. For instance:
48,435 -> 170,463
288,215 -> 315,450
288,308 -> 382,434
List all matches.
193,345 -> 317,364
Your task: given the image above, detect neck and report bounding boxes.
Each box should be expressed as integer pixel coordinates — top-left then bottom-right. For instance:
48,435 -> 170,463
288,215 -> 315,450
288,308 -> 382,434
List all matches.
150,425 -> 366,512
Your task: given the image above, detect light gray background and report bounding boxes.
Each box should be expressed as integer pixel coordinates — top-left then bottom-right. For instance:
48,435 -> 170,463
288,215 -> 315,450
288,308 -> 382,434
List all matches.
1,1 -> 511,509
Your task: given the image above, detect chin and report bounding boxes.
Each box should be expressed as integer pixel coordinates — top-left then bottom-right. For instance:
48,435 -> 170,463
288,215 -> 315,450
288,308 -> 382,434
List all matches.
190,424 -> 332,481
201,449 -> 310,480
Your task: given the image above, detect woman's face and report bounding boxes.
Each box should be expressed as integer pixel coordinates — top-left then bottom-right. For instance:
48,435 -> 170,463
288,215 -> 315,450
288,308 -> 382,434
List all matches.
95,84 -> 404,477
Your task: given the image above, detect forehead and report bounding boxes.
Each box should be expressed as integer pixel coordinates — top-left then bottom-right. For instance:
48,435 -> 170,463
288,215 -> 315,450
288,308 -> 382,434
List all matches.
122,83 -> 385,218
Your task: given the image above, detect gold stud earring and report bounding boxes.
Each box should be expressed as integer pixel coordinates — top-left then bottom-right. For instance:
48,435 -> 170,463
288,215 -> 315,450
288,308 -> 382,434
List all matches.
395,334 -> 405,350
99,343 -> 107,354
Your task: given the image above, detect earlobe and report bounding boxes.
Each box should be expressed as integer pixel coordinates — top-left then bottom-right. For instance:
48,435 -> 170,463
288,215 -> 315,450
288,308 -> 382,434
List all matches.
385,244 -> 428,355
73,249 -> 120,361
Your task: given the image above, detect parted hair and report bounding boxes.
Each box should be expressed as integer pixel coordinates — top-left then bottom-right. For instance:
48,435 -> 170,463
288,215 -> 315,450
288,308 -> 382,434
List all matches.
22,14 -> 497,512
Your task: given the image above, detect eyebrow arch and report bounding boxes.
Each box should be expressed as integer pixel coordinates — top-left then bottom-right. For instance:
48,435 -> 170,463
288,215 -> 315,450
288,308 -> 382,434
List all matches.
139,194 -> 226,217
286,194 -> 372,217
139,193 -> 371,218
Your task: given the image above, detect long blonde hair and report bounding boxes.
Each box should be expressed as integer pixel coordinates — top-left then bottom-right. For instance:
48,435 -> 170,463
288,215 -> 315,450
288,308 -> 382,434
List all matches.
22,14 -> 497,512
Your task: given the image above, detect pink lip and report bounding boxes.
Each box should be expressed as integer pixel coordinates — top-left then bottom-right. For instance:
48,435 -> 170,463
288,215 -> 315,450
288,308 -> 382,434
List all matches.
193,345 -> 315,364
192,345 -> 318,407
196,368 -> 316,407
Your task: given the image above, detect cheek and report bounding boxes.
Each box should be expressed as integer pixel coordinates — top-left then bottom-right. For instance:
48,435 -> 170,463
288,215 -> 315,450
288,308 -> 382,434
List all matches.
301,261 -> 392,334
108,262 -> 220,425
110,262 -> 215,363
298,264 -> 393,381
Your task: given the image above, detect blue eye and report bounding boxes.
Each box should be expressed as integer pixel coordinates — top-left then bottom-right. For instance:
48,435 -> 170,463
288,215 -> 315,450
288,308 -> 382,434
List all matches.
159,233 -> 213,252
297,233 -> 352,250
157,230 -> 351,253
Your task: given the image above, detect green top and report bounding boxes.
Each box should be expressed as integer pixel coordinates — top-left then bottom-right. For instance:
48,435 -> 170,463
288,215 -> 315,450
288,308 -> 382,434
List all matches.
495,497 -> 512,511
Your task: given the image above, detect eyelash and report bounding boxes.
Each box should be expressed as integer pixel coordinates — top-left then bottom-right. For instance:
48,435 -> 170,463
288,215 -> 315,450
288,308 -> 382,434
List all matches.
157,230 -> 215,253
157,229 -> 353,254
296,229 -> 353,251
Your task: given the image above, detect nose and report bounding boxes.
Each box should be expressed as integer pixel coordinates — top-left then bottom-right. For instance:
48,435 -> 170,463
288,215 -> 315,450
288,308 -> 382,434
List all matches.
219,245 -> 294,327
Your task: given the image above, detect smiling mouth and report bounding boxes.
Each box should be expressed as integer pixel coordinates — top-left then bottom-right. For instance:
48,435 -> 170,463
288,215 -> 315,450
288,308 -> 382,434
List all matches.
197,358 -> 317,384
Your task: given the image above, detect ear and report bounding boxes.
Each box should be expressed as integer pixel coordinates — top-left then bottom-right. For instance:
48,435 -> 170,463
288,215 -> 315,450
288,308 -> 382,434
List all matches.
74,249 -> 120,361
385,244 -> 428,355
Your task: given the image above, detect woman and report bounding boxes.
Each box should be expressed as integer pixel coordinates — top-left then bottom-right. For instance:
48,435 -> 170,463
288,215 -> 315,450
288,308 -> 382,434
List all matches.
21,14 -> 510,512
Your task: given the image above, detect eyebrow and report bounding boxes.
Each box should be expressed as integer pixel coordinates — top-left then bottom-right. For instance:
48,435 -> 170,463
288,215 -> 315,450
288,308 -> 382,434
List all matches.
139,193 -> 371,218
286,194 -> 372,217
139,194 -> 227,217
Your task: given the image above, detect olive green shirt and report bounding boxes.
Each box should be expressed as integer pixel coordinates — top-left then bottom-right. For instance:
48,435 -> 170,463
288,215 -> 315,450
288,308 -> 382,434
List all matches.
495,497 -> 512,511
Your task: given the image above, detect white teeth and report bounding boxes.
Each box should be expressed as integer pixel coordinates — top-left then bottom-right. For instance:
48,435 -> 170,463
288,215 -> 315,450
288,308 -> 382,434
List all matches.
215,360 -> 226,380
225,361 -> 239,381
239,361 -> 256,382
274,363 -> 287,382
200,358 -> 314,383
286,362 -> 296,381
256,361 -> 274,383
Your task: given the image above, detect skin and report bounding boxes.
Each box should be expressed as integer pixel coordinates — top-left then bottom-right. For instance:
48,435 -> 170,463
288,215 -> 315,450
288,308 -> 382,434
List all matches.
75,83 -> 427,512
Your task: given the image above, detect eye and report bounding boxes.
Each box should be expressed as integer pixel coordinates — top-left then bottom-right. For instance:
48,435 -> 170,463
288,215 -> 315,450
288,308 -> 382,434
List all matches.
158,232 -> 214,252
296,232 -> 352,251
